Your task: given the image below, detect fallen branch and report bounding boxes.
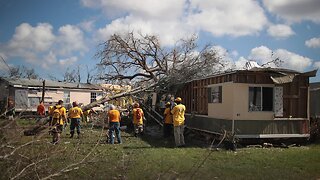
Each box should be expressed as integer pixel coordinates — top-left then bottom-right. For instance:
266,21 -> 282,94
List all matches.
11,158 -> 48,180
40,127 -> 105,180
0,141 -> 34,159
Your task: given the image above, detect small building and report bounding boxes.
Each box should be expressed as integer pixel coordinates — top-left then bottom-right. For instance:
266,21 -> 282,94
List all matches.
0,77 -> 104,112
176,67 -> 317,139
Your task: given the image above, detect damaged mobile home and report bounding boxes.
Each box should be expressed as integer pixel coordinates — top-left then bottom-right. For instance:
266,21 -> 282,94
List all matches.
176,67 -> 317,139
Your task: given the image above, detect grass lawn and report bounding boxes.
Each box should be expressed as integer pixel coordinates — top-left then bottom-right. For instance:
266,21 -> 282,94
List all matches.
1,120 -> 320,180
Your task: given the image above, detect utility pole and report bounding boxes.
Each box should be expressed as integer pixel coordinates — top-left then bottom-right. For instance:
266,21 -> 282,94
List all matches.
42,80 -> 45,102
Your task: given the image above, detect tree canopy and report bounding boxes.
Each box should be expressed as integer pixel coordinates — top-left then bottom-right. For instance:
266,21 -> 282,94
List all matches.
96,32 -> 229,92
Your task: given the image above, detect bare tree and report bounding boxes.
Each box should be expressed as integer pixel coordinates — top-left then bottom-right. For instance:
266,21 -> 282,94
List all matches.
63,67 -> 79,83
85,65 -> 98,84
8,65 -> 39,79
60,65 -> 98,84
96,32 -> 227,92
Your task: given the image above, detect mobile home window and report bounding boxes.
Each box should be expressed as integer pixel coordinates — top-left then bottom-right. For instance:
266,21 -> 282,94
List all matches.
63,91 -> 70,104
208,86 -> 222,103
249,87 -> 273,111
91,92 -> 97,103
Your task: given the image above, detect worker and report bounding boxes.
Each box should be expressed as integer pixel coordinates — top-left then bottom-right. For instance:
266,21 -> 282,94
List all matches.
132,102 -> 144,137
50,100 -> 67,144
37,100 -> 46,116
68,101 -> 83,138
47,102 -> 54,126
6,97 -> 15,121
107,105 -> 122,144
163,102 -> 173,138
171,97 -> 186,147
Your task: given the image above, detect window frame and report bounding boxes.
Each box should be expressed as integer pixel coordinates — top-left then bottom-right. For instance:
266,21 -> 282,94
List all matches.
63,91 -> 70,104
90,92 -> 97,103
248,86 -> 274,112
208,86 -> 222,103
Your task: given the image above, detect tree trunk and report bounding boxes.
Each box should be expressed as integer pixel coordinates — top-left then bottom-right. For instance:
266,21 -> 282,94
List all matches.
81,83 -> 156,111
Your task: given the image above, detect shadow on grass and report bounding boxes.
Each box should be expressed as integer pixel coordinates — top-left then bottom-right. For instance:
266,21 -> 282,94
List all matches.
130,124 -> 210,149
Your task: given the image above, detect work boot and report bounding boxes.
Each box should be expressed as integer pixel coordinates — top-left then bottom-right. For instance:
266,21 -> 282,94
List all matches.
70,132 -> 74,138
77,133 -> 80,139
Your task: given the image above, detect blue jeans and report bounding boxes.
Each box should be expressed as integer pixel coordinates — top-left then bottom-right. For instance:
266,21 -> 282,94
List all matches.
109,122 -> 122,144
70,118 -> 81,135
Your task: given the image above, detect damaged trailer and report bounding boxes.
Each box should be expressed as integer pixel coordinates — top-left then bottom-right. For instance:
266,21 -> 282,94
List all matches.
176,67 -> 317,140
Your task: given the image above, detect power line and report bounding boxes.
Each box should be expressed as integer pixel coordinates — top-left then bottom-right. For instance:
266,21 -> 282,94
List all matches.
0,55 -> 11,74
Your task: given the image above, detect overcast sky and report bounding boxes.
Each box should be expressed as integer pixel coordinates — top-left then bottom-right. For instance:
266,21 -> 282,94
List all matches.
0,0 -> 320,82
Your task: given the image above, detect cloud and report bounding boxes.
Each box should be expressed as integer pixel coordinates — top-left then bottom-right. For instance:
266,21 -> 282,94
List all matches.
231,50 -> 239,58
79,19 -> 95,32
57,25 -> 88,56
305,37 -> 320,48
247,46 -> 312,71
7,23 -> 55,53
248,46 -> 274,64
1,23 -> 88,70
314,61 -> 320,69
90,0 -> 192,46
234,56 -> 249,69
263,0 -> 320,23
87,0 -> 269,46
267,24 -> 295,38
96,15 -> 193,46
59,56 -> 78,66
187,0 -> 268,37
81,0 -> 185,20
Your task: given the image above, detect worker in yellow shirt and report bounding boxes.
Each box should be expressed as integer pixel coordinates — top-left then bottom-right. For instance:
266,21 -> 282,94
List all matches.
171,97 -> 186,147
163,102 -> 173,138
68,101 -> 83,138
107,105 -> 122,144
51,100 -> 67,144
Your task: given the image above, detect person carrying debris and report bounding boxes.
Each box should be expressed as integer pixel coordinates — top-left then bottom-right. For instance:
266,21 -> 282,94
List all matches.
68,101 -> 83,138
163,102 -> 173,138
132,102 -> 145,137
83,108 -> 95,123
171,97 -> 186,147
50,100 -> 67,144
107,105 -> 122,144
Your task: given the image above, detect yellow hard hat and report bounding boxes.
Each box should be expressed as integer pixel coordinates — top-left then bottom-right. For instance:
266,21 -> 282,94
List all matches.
133,102 -> 140,108
175,97 -> 182,102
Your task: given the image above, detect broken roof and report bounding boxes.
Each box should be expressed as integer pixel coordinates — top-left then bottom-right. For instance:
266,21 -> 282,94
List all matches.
0,77 -> 103,90
191,67 -> 317,83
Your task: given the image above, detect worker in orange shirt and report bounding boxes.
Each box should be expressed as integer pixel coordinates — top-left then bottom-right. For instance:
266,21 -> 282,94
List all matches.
37,100 -> 45,116
36,100 -> 46,123
163,102 -> 173,138
107,105 -> 122,144
132,102 -> 144,137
